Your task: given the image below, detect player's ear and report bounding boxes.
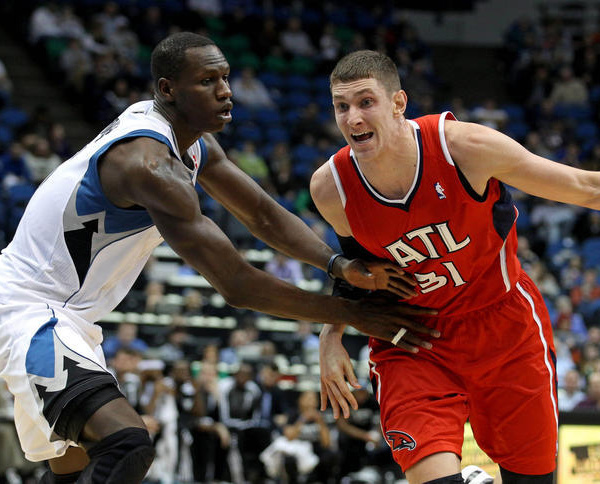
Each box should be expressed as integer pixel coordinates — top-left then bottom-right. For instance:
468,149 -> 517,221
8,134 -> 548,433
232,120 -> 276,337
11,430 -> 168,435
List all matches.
157,78 -> 175,102
392,90 -> 408,118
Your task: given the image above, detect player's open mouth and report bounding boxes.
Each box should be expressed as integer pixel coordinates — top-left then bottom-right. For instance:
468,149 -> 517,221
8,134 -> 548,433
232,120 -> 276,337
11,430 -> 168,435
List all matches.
218,105 -> 233,120
351,131 -> 373,142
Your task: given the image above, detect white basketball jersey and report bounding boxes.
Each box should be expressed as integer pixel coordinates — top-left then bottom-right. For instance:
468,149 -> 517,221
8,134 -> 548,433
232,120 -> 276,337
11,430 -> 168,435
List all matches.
0,101 -> 206,322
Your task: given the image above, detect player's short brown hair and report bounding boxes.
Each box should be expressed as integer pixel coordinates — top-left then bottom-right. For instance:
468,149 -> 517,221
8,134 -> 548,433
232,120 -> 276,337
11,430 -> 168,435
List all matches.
330,50 -> 401,94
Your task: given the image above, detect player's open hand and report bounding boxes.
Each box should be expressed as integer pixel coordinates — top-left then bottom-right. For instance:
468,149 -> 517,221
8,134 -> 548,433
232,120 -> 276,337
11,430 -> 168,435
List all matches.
319,329 -> 360,419
347,298 -> 440,352
339,258 -> 417,299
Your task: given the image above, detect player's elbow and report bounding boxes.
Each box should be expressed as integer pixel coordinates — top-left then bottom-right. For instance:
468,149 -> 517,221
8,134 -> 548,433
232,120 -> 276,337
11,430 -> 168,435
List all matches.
219,284 -> 252,309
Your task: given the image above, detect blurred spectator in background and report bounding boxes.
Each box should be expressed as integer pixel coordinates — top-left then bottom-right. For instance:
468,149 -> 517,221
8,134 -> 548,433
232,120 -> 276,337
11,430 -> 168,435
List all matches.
574,371 -> 600,411
190,359 -> 230,482
558,368 -> 586,411
337,387 -> 397,479
100,77 -> 132,123
140,359 -> 179,484
228,140 -> 270,185
265,251 -> 304,286
0,142 -> 32,189
59,38 -> 93,92
145,280 -> 166,313
22,136 -> 61,185
257,362 -> 289,431
570,268 -> 600,322
108,347 -> 144,409
47,122 -> 73,160
230,67 -> 275,109
470,98 -> 509,130
151,322 -> 193,363
135,6 -> 168,49
318,23 -> 342,72
93,1 -> 128,39
279,390 -> 338,484
549,66 -> 589,107
28,2 -> 61,44
573,210 -> 600,243
103,321 -> 149,360
169,359 -> 205,482
219,362 -> 264,483
280,17 -> 316,58
108,18 -> 139,63
219,329 -> 249,366
0,58 -> 13,109
553,294 -> 588,344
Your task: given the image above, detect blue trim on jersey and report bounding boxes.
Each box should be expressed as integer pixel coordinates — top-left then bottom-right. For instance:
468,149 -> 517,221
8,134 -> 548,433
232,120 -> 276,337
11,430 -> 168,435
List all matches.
76,129 -> 175,234
26,318 -> 58,378
198,137 -> 208,175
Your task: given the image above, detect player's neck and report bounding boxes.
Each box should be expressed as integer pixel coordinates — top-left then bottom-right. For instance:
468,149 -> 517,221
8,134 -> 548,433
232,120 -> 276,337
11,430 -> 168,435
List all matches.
152,100 -> 202,154
356,121 -> 418,199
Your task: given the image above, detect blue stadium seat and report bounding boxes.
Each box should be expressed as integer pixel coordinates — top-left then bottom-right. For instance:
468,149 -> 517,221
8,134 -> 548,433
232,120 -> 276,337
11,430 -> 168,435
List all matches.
253,108 -> 282,126
505,121 -> 530,141
265,127 -> 290,143
581,237 -> 600,269
553,103 -> 592,121
6,183 -> 36,236
312,76 -> 331,94
503,104 -> 525,121
235,123 -> 263,143
284,92 -> 312,110
285,74 -> 312,92
0,125 -> 14,147
575,121 -> 598,141
258,72 -> 284,90
0,107 -> 28,130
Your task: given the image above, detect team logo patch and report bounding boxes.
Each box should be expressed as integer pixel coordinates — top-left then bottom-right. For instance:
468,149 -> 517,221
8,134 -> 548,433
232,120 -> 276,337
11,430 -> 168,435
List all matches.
385,430 -> 417,451
435,182 -> 446,199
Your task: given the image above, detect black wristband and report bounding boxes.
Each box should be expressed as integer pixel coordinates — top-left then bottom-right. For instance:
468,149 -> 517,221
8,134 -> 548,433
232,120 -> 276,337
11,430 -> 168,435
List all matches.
327,253 -> 344,279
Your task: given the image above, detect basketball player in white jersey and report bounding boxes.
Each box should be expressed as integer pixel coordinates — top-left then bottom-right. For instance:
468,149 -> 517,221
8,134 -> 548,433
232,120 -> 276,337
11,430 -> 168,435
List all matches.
0,33 -> 437,483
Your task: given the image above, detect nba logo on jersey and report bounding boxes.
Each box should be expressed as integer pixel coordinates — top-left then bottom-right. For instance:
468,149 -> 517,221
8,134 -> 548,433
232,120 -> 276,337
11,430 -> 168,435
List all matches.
435,182 -> 446,199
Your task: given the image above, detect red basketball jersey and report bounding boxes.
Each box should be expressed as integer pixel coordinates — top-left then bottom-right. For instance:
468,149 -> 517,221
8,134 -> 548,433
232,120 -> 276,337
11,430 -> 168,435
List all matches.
330,112 -> 523,314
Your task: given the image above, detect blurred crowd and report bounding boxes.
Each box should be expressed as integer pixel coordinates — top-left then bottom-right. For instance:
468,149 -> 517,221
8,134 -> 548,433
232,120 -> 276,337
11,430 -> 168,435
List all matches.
1,1 -> 600,483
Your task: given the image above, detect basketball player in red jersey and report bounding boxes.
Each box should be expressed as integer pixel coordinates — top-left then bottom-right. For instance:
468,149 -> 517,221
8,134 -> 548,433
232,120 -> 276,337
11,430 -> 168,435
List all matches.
310,50 -> 600,484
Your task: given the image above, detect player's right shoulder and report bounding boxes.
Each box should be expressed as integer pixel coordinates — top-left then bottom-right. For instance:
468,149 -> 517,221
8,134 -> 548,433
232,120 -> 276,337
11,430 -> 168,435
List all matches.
310,159 -> 337,205
100,136 -> 188,209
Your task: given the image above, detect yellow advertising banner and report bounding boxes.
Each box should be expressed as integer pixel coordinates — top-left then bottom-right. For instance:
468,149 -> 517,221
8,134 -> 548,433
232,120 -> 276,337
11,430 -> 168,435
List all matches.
463,423 -> 496,477
558,425 -> 600,484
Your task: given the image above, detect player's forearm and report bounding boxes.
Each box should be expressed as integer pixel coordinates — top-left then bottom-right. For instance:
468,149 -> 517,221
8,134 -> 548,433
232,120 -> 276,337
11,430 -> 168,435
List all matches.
246,198 -> 334,271
223,265 -> 353,326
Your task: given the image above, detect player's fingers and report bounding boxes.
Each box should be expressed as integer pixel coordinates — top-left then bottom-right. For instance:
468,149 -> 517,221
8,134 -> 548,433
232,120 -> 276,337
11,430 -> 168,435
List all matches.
382,282 -> 418,299
385,270 -> 417,285
337,375 -> 359,412
327,381 -> 352,419
326,386 -> 342,419
320,380 -> 328,411
344,362 -> 361,390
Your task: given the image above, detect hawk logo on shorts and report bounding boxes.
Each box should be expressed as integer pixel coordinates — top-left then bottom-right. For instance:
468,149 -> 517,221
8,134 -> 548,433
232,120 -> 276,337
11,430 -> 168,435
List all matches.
385,430 -> 417,451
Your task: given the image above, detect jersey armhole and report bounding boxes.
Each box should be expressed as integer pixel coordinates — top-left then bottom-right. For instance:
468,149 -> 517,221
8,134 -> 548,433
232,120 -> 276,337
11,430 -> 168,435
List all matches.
328,155 -> 347,208
439,111 -> 490,203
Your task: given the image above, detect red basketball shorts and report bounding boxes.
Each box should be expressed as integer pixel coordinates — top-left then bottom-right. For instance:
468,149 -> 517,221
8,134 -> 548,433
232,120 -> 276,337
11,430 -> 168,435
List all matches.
369,273 -> 558,475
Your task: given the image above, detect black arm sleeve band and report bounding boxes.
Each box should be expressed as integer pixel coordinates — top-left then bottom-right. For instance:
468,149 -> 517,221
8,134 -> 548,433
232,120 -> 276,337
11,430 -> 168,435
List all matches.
332,235 -> 377,300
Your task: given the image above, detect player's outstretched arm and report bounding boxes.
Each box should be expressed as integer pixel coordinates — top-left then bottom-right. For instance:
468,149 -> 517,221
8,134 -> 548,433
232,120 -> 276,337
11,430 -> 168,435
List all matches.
197,134 -> 411,294
102,137 -> 436,342
446,120 -> 600,208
